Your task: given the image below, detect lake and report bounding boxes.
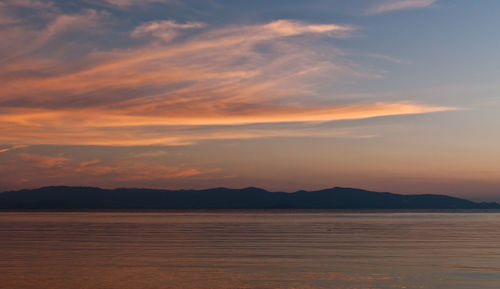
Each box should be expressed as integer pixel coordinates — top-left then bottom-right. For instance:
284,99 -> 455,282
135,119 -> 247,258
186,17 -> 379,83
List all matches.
1,211 -> 499,289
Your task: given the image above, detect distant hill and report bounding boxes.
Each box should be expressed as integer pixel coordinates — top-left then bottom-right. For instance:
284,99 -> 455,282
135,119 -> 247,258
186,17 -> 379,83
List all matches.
0,186 -> 498,210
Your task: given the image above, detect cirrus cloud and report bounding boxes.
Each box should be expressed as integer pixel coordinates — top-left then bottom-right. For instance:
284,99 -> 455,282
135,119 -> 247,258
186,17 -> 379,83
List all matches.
132,20 -> 206,41
367,0 -> 437,15
0,2 -> 452,148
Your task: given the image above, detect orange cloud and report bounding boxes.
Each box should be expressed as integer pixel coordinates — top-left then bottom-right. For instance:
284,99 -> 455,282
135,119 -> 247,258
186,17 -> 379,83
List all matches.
18,153 -> 70,168
0,145 -> 27,153
0,102 -> 454,146
262,19 -> 355,37
0,5 -> 454,147
132,20 -> 206,41
12,153 -> 217,184
130,151 -> 168,158
1,102 -> 453,126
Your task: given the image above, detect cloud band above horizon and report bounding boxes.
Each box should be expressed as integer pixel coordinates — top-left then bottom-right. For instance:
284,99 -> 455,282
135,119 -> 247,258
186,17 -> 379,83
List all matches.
0,2 -> 452,147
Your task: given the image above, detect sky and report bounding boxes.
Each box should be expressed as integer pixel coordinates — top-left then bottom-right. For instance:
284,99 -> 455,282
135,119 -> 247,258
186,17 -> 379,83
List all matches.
1,0 -> 500,201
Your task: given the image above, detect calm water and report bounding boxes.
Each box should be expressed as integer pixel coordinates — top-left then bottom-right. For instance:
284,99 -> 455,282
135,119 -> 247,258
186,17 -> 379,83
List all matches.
1,211 -> 500,289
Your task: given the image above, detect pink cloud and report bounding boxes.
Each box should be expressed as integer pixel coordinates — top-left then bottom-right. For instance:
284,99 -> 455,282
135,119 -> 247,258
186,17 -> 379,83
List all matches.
0,3 -> 453,148
367,0 -> 437,15
0,145 -> 27,153
4,152 -> 219,189
18,153 -> 70,168
132,20 -> 206,41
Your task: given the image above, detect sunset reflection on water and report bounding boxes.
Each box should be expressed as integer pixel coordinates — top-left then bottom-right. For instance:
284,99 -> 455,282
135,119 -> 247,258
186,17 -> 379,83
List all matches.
1,211 -> 500,289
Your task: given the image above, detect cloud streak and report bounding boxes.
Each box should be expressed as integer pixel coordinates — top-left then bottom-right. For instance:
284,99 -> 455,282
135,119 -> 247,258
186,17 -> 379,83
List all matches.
367,0 -> 437,15
18,153 -> 70,168
103,0 -> 172,7
0,102 -> 454,146
0,2 -> 452,147
132,20 -> 206,41
0,145 -> 28,153
0,152 -> 219,189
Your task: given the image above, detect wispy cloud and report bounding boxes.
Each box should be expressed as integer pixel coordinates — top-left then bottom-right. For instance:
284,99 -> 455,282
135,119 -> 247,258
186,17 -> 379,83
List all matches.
132,20 -> 206,41
0,145 -> 28,153
103,0 -> 172,7
367,0 -> 437,15
7,152 -> 219,186
18,153 -> 70,168
0,103 -> 454,146
0,0 -> 55,9
0,2 -> 452,147
130,150 -> 168,158
260,19 -> 355,37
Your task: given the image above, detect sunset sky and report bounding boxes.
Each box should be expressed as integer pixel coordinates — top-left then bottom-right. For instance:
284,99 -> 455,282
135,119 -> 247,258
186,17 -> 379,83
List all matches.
1,0 -> 500,201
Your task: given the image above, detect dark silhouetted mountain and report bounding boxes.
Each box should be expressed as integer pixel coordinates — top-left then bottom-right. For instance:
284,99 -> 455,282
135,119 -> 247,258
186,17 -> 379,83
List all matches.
0,186 -> 498,210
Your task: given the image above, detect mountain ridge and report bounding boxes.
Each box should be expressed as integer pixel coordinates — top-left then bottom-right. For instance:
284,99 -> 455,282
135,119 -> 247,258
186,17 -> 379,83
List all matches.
0,186 -> 498,210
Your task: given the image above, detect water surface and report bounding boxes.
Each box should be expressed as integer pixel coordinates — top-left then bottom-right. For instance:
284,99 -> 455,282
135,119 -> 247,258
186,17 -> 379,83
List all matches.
1,211 -> 500,288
